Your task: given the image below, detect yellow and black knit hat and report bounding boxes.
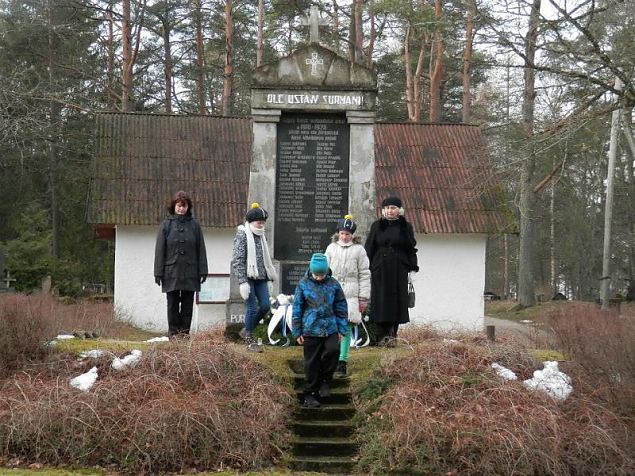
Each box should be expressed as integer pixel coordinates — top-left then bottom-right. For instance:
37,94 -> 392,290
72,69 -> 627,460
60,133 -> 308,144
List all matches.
336,214 -> 356,234
245,202 -> 268,222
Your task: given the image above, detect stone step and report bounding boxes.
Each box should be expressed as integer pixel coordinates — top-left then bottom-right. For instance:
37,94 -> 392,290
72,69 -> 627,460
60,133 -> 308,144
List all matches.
295,403 -> 355,421
293,374 -> 350,389
293,436 -> 357,457
289,455 -> 356,473
296,387 -> 351,405
293,419 -> 355,438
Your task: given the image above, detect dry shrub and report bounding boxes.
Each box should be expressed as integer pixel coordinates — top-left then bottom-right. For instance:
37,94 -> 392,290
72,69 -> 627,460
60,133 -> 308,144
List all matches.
0,292 -> 136,342
545,303 -> 635,414
0,336 -> 292,473
0,293 -> 56,377
356,340 -> 634,475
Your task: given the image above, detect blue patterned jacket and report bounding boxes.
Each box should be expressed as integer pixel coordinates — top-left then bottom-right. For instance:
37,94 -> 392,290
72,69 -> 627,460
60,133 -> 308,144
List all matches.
292,270 -> 349,338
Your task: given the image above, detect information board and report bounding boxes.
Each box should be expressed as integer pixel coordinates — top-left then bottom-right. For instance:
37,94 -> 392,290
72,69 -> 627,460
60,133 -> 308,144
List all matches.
197,274 -> 230,304
274,113 -> 349,261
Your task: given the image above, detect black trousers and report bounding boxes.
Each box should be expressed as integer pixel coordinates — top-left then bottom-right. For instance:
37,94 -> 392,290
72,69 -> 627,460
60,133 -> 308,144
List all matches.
303,333 -> 340,396
166,290 -> 195,336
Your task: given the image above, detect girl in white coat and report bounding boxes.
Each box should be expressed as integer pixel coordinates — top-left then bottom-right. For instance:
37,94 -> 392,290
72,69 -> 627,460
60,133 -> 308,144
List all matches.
325,215 -> 371,376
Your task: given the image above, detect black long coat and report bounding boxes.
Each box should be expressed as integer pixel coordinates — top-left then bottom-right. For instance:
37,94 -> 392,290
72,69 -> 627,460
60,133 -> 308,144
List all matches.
364,217 -> 418,324
154,214 -> 208,293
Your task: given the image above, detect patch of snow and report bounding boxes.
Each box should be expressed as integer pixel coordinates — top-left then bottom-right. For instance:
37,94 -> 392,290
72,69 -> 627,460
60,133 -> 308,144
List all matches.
56,334 -> 75,340
70,366 -> 98,392
112,349 -> 142,370
519,320 -> 534,324
443,338 -> 460,344
145,336 -> 169,343
79,349 -> 105,359
523,361 -> 572,401
492,363 -> 518,380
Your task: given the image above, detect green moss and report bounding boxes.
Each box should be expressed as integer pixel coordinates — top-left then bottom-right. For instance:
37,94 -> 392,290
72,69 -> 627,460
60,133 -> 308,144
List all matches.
532,349 -> 569,361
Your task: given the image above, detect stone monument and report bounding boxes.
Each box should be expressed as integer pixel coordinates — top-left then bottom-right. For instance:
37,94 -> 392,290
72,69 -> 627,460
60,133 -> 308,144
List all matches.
226,6 -> 377,323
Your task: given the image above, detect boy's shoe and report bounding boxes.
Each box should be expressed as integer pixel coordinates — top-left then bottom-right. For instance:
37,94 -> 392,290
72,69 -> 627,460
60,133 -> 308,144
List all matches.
336,360 -> 347,377
318,381 -> 331,398
303,395 -> 321,408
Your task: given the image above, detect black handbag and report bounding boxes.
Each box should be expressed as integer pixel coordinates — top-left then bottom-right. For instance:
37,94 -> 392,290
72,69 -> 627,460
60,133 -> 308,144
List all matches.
408,279 -> 415,308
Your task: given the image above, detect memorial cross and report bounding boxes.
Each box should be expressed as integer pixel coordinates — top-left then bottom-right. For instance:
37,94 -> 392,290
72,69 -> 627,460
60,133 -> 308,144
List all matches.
3,271 -> 16,289
300,5 -> 328,44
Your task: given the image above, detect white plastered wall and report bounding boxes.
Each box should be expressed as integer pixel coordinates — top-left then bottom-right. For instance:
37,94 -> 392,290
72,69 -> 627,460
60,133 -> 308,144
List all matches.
114,225 -> 234,333
408,233 -> 486,331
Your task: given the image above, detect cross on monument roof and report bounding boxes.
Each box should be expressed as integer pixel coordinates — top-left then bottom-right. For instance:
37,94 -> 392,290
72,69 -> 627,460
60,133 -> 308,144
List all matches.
300,5 -> 329,44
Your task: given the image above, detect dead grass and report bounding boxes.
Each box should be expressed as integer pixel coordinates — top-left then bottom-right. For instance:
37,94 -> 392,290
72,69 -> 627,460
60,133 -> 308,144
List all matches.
0,332 -> 293,474
545,303 -> 635,415
355,337 -> 634,475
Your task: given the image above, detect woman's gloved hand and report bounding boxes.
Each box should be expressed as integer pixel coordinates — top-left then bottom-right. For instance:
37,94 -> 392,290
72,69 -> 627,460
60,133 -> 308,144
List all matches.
239,282 -> 251,301
154,276 -> 162,286
200,275 -> 207,284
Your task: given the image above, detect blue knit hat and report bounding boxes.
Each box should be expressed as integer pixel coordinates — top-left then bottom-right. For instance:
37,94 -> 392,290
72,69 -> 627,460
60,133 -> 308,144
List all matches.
309,253 -> 329,274
336,214 -> 357,234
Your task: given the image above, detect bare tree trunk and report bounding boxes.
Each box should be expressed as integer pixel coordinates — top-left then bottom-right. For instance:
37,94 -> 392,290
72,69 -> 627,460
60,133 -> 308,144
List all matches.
222,0 -> 234,116
517,0 -> 541,308
162,21 -> 173,113
550,173 -> 556,294
106,6 -> 115,110
462,0 -> 475,123
347,7 -> 355,62
429,0 -> 444,122
404,24 -> 414,120
193,0 -> 206,114
600,77 -> 622,309
412,36 -> 426,122
353,0 -> 363,63
366,0 -> 375,69
623,110 -> 635,284
256,0 -> 264,67
122,0 -> 132,111
332,1 -> 341,53
47,0 -> 59,259
503,234 -> 509,298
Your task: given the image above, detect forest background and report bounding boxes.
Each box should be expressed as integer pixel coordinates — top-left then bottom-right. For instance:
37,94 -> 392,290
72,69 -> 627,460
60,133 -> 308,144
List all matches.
0,0 -> 633,306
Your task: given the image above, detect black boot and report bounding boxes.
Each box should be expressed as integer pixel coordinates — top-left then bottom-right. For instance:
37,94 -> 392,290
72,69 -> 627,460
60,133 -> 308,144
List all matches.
336,360 -> 347,377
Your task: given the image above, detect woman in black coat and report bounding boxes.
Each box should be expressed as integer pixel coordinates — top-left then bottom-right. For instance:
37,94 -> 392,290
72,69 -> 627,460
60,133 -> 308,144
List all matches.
154,191 -> 208,337
364,196 -> 418,344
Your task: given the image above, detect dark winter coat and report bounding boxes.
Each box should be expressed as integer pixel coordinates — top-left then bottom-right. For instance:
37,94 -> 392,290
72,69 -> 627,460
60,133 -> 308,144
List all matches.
364,217 -> 418,324
292,270 -> 349,339
154,214 -> 208,293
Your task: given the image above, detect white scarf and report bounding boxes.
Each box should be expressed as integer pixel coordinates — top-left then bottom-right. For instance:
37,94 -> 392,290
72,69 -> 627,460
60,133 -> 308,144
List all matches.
242,222 -> 277,281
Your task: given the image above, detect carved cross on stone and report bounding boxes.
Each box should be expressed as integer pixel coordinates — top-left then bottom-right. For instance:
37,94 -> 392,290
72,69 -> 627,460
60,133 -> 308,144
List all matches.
300,5 -> 329,44
305,52 -> 324,76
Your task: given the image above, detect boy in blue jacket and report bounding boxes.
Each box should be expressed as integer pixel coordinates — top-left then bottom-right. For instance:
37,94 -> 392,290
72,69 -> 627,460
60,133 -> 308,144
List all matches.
292,253 -> 348,407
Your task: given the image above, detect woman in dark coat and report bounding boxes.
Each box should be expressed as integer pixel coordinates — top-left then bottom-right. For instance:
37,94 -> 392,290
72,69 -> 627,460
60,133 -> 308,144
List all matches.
364,196 -> 418,344
154,191 -> 208,337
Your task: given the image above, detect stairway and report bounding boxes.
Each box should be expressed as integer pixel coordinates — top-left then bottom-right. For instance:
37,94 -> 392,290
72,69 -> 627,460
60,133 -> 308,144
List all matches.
289,359 -> 357,474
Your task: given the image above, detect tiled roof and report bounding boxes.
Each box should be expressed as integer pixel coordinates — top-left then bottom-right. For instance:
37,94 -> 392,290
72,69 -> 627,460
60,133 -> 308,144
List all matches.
88,114 -> 513,234
375,123 -> 513,234
87,113 -> 251,227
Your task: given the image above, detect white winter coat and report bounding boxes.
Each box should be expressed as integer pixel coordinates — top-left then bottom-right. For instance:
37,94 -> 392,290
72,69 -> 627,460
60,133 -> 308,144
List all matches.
325,238 -> 371,324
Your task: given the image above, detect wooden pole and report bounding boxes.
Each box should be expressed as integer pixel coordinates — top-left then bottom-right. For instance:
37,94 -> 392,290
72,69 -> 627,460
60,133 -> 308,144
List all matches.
486,325 -> 495,342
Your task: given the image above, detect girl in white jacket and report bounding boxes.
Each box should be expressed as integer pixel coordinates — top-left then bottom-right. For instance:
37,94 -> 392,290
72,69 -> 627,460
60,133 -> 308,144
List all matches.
325,215 -> 371,376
